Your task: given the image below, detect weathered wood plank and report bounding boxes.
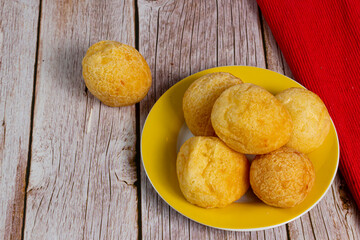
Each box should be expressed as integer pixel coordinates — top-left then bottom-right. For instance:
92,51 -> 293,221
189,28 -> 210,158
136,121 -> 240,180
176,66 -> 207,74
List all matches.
24,0 -> 138,239
138,0 -> 290,239
0,1 -> 40,239
262,17 -> 360,240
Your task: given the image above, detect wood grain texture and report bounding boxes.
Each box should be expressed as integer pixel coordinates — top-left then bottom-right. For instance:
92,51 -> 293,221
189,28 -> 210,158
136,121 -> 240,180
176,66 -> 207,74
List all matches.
0,0 -> 357,239
138,0 -> 288,239
23,0 -> 138,239
263,18 -> 360,240
0,1 -> 40,239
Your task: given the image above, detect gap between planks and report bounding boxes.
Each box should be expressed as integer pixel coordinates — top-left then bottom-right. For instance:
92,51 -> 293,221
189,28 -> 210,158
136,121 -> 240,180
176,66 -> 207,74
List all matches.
22,0 -> 44,238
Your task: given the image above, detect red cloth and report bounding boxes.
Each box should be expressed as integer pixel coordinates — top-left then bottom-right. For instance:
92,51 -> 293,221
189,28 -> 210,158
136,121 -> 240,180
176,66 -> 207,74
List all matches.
257,0 -> 360,208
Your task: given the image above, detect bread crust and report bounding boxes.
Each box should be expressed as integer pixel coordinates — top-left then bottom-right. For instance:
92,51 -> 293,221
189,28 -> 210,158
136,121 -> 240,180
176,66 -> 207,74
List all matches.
176,136 -> 249,208
250,147 -> 315,208
183,72 -> 243,136
276,88 -> 331,153
211,83 -> 293,154
82,41 -> 152,107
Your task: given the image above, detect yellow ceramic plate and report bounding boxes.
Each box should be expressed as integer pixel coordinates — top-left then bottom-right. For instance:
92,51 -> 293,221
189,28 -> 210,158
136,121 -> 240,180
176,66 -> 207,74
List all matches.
141,66 -> 339,231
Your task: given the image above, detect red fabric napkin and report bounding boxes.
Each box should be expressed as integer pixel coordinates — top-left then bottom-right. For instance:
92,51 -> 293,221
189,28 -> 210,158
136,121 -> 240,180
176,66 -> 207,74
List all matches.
257,0 -> 360,208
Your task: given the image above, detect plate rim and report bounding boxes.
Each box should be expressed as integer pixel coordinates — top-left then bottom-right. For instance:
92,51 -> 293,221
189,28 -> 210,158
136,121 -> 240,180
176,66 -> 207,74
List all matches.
140,65 -> 340,231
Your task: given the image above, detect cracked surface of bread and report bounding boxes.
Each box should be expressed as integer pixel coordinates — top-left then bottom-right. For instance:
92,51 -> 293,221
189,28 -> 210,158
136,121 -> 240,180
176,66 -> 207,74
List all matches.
211,83 -> 293,154
276,87 -> 331,153
176,136 -> 249,208
250,147 -> 315,208
183,72 -> 243,136
82,40 -> 152,107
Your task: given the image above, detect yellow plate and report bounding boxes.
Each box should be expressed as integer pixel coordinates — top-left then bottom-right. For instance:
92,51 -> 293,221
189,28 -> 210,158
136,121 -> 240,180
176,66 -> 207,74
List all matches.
141,66 -> 339,231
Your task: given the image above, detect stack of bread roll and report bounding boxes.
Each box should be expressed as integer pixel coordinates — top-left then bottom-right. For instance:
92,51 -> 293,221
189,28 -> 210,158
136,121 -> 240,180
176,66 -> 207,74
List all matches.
177,72 -> 330,208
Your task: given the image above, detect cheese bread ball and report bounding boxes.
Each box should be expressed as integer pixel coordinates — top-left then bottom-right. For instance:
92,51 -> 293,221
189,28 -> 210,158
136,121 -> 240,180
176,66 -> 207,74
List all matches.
211,83 -> 293,154
250,147 -> 315,208
183,72 -> 243,136
82,40 -> 152,107
276,88 -> 331,153
176,136 -> 249,208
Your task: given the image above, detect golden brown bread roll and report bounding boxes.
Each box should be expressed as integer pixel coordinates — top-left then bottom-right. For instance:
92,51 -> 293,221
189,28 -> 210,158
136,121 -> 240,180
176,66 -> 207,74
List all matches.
176,136 -> 249,208
82,40 -> 152,107
275,87 -> 331,153
211,83 -> 293,154
250,147 -> 315,208
183,72 -> 243,136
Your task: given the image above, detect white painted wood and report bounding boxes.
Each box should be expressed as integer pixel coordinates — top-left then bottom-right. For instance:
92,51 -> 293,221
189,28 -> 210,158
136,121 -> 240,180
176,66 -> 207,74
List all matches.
1,0 -> 358,239
0,1 -> 39,239
23,0 -> 138,239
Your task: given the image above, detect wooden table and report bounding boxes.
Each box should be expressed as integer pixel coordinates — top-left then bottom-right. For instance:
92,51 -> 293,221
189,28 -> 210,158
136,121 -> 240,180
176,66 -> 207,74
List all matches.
1,0 -> 359,239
